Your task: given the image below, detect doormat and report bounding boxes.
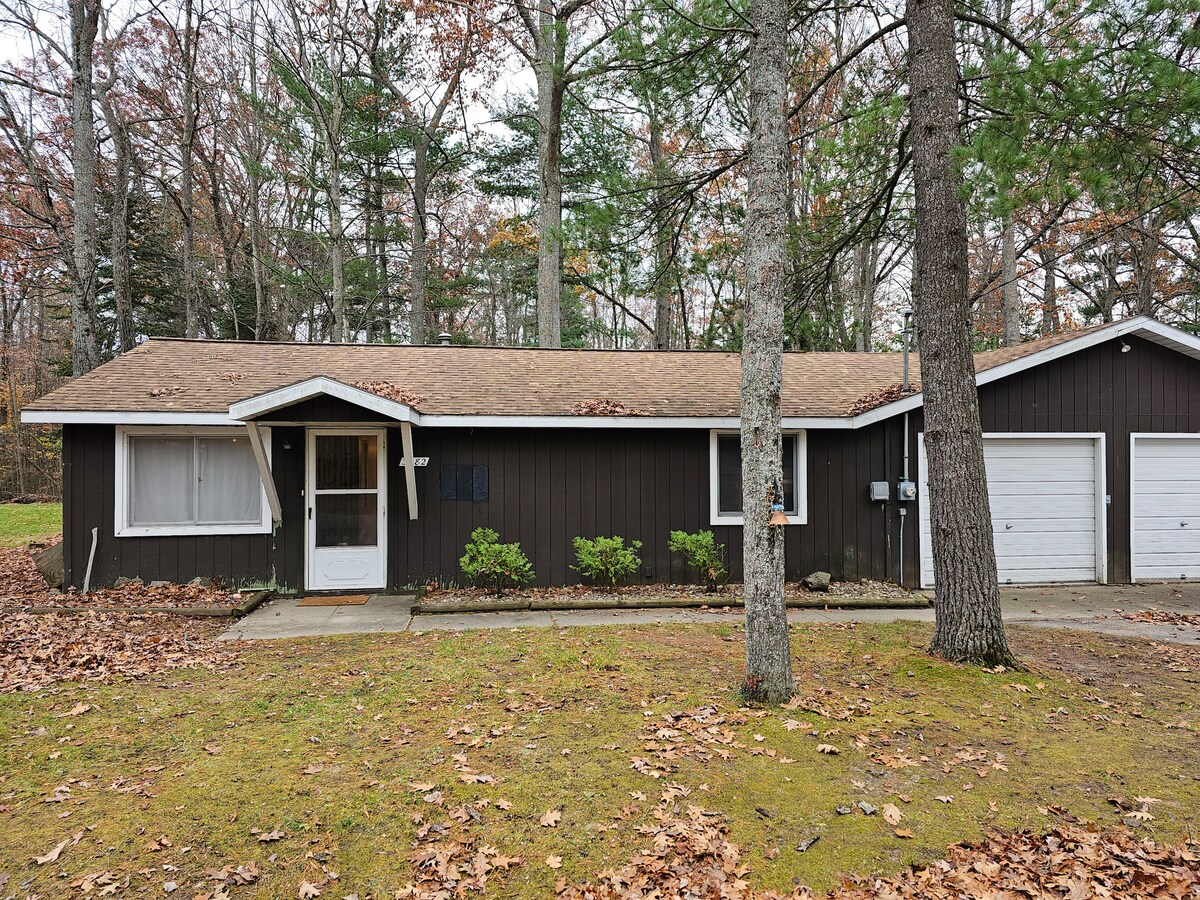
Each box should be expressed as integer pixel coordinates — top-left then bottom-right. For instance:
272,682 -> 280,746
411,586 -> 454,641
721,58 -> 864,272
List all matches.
297,594 -> 370,607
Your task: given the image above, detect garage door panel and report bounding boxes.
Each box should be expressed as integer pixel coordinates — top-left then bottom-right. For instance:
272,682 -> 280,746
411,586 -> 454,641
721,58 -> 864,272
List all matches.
994,531 -> 1097,554
983,459 -> 1094,480
920,436 -> 1100,587
989,495 -> 1095,517
1132,436 -> 1200,582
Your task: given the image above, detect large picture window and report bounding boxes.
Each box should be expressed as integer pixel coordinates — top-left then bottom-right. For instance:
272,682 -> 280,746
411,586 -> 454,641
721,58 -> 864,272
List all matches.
116,427 -> 270,536
709,430 -> 806,525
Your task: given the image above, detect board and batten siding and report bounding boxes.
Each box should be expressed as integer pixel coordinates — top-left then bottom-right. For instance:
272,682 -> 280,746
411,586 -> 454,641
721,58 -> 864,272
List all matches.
388,422 -> 917,589
60,423 -> 303,590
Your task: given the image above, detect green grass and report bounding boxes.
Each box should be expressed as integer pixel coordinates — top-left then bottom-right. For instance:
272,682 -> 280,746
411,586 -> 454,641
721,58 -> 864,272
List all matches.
0,621 -> 1197,897
0,502 -> 61,548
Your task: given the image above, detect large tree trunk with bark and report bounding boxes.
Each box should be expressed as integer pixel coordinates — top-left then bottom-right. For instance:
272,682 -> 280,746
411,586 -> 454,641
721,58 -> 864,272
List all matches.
649,111 -> 675,350
740,0 -> 794,704
907,0 -> 1015,666
534,7 -> 564,348
180,0 -> 199,338
1037,234 -> 1058,336
99,92 -> 134,353
410,136 -> 430,344
69,0 -> 101,374
1001,216 -> 1020,345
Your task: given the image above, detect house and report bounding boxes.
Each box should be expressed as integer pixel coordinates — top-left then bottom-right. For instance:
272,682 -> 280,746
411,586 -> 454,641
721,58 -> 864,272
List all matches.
20,316 -> 1200,593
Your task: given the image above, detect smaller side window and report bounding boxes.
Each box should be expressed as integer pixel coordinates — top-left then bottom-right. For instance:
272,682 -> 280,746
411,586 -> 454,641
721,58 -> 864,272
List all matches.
440,465 -> 489,502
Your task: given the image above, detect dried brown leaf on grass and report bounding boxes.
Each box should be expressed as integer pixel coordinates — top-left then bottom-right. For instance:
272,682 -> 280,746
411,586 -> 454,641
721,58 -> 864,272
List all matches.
0,545 -> 246,611
557,809 -> 1200,900
395,820 -> 523,898
0,610 -> 234,692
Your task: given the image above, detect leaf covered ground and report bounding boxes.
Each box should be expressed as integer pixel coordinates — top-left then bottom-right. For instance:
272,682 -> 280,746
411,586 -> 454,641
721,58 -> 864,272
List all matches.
1,620 -> 1198,898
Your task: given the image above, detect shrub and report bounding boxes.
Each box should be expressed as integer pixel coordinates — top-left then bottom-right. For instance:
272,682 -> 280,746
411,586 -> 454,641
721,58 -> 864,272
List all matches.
668,529 -> 728,591
571,535 -> 643,587
459,527 -> 534,595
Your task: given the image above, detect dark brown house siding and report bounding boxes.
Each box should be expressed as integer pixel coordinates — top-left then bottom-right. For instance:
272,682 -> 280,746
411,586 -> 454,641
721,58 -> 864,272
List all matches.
61,424 -> 303,590
389,421 -> 917,589
57,332 -> 1200,591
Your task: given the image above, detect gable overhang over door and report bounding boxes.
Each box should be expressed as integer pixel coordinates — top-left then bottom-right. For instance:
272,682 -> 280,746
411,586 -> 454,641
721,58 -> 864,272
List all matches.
229,376 -> 421,522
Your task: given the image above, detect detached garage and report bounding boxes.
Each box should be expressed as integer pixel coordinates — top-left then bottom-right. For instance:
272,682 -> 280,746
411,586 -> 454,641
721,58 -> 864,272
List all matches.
919,435 -> 1106,587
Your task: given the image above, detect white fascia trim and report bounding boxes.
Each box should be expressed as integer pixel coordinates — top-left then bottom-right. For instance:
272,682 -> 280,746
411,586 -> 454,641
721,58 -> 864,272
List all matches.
22,410 -> 239,425
228,376 -> 419,423
418,414 -> 852,430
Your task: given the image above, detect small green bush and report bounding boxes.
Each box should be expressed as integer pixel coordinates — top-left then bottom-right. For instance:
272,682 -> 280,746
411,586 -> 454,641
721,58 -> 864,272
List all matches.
668,529 -> 728,591
571,535 -> 643,587
459,527 -> 534,594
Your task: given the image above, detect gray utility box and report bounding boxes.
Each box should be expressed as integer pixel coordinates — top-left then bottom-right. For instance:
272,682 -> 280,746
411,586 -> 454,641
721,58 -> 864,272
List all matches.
869,481 -> 890,502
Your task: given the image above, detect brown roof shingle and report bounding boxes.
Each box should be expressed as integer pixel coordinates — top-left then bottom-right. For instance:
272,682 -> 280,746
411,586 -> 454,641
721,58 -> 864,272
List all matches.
21,324 -> 1120,419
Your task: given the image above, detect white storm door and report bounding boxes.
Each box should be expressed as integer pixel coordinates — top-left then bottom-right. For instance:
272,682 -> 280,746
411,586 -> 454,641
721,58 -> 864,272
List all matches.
306,429 -> 387,591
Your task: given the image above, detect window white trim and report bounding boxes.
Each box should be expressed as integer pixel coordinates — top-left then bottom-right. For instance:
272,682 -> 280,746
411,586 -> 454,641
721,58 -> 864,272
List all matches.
114,426 -> 273,537
708,429 -> 807,526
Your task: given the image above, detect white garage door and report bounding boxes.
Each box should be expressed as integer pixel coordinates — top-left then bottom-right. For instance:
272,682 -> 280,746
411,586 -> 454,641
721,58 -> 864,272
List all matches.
919,436 -> 1102,587
1132,436 -> 1200,581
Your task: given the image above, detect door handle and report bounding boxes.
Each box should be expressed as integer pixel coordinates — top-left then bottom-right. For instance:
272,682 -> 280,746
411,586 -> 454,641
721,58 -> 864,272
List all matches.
1005,523 -> 1013,529
308,507 -> 313,520
1182,521 -> 1189,527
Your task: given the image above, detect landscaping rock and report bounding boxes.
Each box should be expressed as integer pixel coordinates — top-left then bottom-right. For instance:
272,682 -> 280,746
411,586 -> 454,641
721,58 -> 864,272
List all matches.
31,543 -> 63,589
802,571 -> 832,592
856,801 -> 877,816
113,576 -> 143,588
189,576 -> 218,589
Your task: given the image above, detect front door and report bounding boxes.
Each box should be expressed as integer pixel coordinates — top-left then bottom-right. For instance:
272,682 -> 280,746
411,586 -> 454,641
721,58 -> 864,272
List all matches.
306,429 -> 387,591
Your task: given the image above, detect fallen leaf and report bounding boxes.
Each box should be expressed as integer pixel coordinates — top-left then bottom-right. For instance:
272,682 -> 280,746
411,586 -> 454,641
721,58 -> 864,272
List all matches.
816,744 -> 839,755
894,828 -> 915,839
539,809 -> 562,828
882,804 -> 902,825
546,856 -> 563,869
34,831 -> 82,865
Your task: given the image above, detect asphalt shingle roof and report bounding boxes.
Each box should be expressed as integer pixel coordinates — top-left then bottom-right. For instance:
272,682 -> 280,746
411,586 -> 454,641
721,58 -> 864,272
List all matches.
23,325 -> 1111,419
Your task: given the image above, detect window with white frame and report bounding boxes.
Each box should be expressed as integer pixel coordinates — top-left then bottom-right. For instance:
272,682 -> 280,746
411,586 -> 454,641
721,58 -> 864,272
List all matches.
709,430 -> 807,525
116,427 -> 270,536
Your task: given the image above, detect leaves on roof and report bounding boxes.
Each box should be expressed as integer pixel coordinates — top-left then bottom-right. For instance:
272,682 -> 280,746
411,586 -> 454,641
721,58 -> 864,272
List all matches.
846,382 -> 921,416
570,397 -> 647,416
147,385 -> 185,397
353,380 -> 424,408
218,372 -> 249,383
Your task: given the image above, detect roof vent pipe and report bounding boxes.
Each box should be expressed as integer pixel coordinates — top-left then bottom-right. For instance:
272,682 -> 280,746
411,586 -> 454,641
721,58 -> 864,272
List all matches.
901,308 -> 913,393
438,332 -> 452,346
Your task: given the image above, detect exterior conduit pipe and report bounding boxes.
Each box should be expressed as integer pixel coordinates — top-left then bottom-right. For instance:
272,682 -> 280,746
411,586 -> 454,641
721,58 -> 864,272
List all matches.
82,526 -> 98,594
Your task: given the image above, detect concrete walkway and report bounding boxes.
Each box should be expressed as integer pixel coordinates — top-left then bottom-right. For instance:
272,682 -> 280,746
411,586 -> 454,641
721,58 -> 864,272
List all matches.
218,582 -> 1200,645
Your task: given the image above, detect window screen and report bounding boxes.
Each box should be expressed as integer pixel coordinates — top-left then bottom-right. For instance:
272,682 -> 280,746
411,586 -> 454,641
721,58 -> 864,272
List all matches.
717,433 -> 797,516
128,435 -> 263,529
439,465 -> 489,502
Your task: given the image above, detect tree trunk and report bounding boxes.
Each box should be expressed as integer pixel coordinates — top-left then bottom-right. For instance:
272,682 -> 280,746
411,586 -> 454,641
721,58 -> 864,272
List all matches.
852,241 -> 878,351
1135,218 -> 1157,318
534,7 -> 564,348
740,0 -> 794,704
410,136 -> 430,344
99,92 -> 134,353
907,0 -> 1014,666
69,0 -> 101,374
180,0 -> 199,338
649,111 -> 674,350
1037,235 -> 1058,336
1001,215 -> 1020,345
